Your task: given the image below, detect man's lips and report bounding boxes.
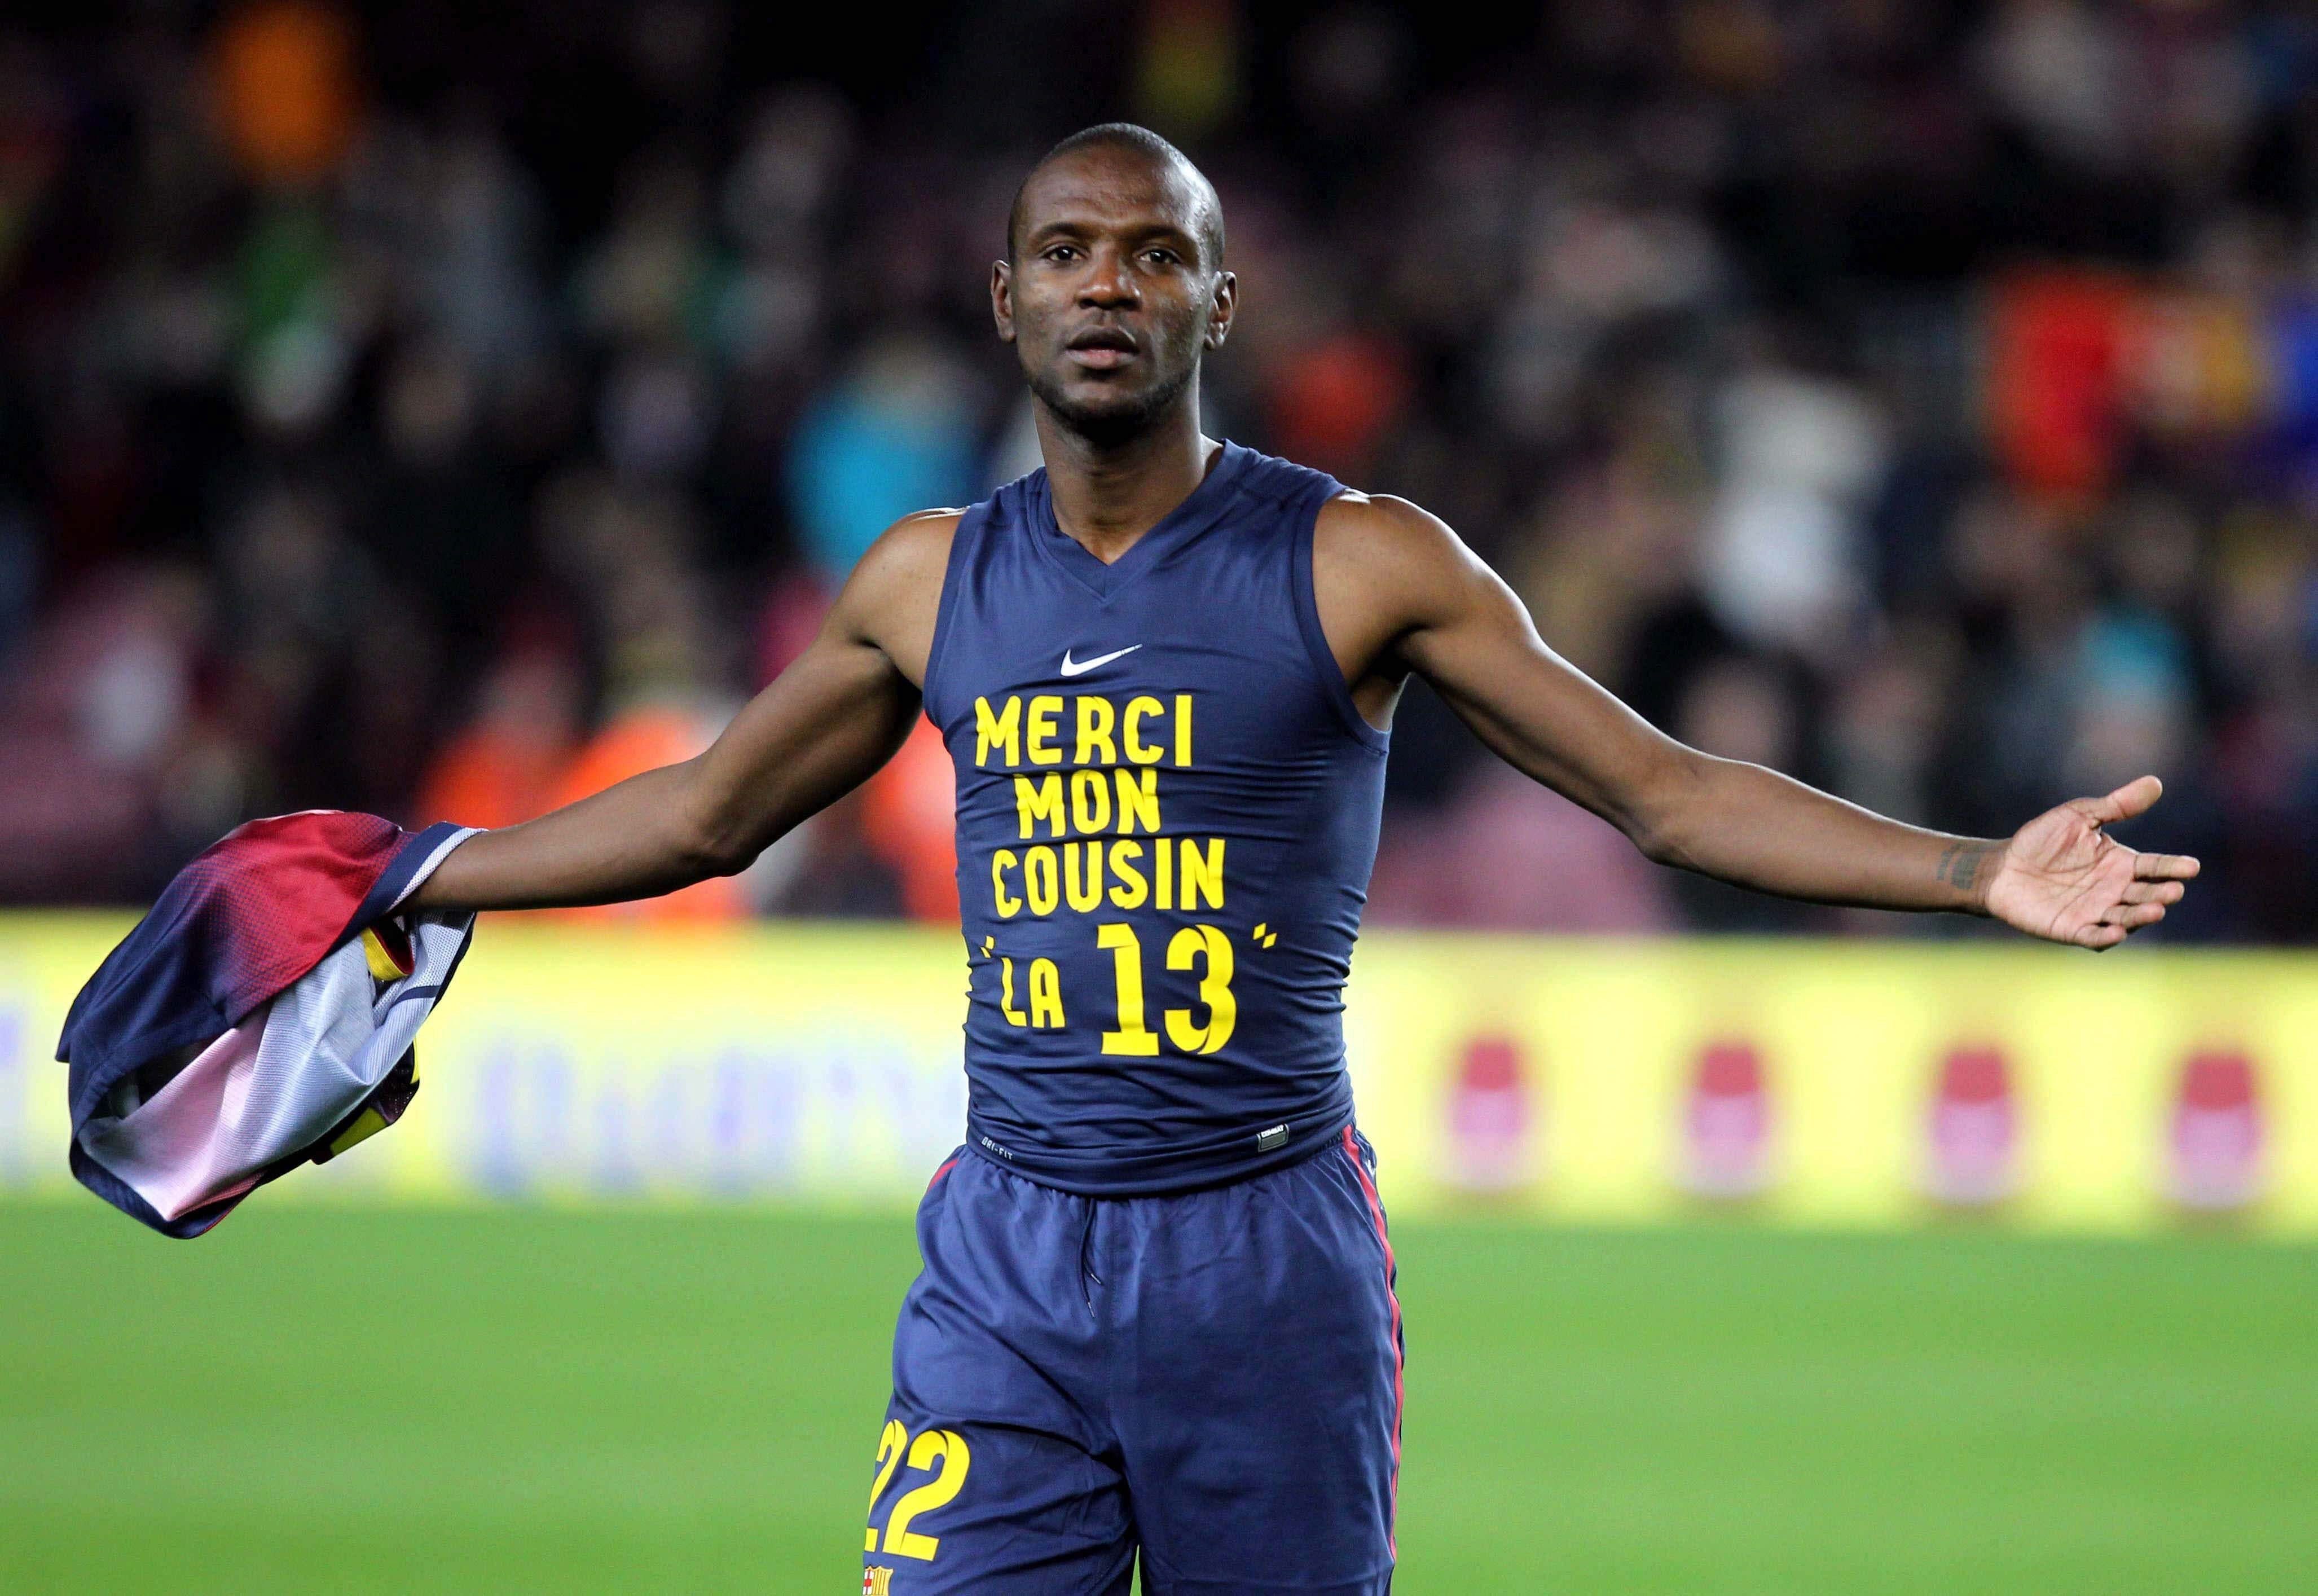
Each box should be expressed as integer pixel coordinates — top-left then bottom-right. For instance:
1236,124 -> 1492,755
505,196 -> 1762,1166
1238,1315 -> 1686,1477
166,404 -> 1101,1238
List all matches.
1066,328 -> 1138,369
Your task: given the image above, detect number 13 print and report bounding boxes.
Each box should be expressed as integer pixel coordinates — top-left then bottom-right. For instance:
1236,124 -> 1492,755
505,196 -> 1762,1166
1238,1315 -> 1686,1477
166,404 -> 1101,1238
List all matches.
1097,922 -> 1235,1056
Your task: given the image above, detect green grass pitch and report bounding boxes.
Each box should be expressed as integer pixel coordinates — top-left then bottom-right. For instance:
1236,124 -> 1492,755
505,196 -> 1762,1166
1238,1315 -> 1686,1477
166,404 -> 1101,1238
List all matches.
1,1203 -> 2311,1593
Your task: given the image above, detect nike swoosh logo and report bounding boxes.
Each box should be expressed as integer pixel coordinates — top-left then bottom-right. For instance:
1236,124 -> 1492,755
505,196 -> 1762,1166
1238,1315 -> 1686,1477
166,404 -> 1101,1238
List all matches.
1059,645 -> 1142,677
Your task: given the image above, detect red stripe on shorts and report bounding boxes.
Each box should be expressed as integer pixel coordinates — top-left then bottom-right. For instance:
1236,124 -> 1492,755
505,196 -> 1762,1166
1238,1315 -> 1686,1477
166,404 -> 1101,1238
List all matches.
926,1156 -> 960,1191
1341,1124 -> 1403,1558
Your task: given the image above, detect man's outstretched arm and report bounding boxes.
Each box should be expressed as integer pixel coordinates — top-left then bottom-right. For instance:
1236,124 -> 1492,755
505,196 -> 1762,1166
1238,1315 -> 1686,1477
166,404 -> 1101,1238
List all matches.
1313,495 -> 2200,949
408,512 -> 957,913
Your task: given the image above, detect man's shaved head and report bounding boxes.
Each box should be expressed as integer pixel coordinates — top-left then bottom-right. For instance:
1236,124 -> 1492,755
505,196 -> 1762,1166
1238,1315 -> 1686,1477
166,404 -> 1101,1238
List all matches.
1007,123 -> 1225,268
995,121 -> 1237,445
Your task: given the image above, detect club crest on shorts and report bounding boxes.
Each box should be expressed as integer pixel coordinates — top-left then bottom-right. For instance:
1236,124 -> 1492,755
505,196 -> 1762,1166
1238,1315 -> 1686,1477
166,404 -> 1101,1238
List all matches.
862,1567 -> 894,1595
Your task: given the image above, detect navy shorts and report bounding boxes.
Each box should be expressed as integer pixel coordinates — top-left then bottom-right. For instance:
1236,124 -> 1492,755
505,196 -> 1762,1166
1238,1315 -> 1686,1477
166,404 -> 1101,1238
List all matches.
860,1127 -> 1402,1595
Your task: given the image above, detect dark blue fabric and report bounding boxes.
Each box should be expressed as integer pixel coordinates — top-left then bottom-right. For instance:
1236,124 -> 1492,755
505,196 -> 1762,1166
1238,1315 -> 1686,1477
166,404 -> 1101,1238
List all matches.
922,443 -> 1388,1194
863,1135 -> 1400,1595
351,821 -> 468,936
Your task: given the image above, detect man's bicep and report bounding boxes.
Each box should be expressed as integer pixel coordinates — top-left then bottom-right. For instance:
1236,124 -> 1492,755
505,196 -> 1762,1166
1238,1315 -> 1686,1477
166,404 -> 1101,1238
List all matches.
686,509 -> 960,863
826,507 -> 962,682
689,631 -> 922,864
1385,507 -> 1690,834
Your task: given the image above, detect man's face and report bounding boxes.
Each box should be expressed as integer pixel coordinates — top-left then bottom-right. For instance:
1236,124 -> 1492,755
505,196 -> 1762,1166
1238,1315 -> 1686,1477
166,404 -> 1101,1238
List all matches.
995,148 -> 1234,438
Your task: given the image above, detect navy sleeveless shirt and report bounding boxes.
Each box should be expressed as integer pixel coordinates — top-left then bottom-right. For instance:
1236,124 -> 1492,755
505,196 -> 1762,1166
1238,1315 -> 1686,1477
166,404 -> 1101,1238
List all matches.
921,442 -> 1389,1195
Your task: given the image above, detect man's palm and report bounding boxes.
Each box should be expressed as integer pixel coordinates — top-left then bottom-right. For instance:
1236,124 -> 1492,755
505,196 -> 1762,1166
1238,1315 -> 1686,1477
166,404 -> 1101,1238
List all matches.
1985,775 -> 2201,950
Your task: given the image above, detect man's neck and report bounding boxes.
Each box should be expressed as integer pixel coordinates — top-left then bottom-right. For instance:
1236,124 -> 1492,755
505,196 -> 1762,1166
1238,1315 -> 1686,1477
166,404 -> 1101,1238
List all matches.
1034,397 -> 1219,566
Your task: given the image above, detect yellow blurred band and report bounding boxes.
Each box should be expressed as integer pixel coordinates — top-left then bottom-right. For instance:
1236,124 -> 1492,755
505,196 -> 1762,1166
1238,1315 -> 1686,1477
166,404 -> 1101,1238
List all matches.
2,914 -> 2311,1236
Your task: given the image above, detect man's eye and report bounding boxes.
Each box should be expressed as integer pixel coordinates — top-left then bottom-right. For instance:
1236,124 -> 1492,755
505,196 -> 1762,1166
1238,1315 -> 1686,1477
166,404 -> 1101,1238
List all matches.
1044,246 -> 1078,262
1144,250 -> 1178,266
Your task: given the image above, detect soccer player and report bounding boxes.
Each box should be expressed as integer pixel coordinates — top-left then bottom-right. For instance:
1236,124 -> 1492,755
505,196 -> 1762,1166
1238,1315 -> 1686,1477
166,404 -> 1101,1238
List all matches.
409,125 -> 2201,1594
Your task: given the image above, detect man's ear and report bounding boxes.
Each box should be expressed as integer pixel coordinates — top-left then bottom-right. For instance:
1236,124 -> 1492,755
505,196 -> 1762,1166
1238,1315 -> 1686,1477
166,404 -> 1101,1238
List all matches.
992,260 -> 1016,344
1205,270 -> 1237,350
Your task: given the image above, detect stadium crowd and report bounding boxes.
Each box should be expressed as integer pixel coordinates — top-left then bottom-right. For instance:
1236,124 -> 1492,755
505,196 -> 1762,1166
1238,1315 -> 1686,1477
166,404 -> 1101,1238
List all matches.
1,1 -> 2314,939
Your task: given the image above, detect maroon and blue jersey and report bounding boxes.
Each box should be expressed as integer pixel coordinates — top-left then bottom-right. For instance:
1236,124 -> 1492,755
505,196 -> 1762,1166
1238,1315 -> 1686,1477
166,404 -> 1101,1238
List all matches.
922,442 -> 1389,1194
58,812 -> 475,1236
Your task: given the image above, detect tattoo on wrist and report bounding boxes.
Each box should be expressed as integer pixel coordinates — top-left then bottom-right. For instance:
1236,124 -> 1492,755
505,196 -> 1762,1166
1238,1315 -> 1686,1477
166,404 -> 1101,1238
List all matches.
1936,841 -> 1999,896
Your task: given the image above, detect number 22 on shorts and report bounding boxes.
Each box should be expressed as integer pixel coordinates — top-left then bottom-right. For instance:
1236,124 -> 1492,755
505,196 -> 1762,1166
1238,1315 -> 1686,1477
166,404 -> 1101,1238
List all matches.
866,1421 -> 973,1560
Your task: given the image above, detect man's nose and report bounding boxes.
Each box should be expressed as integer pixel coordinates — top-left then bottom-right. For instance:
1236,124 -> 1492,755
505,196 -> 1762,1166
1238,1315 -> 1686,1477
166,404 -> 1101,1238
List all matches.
1078,248 -> 1140,307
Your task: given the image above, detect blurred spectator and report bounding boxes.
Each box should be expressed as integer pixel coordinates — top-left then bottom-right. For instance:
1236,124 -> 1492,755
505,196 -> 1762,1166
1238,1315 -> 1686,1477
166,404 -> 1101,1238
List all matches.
212,1 -> 360,190
1265,329 -> 1407,482
2,3 -> 2316,941
0,566 -> 210,899
1366,762 -> 1671,932
1699,346 -> 1888,662
414,644 -> 582,832
539,696 -> 747,922
860,720 -> 960,926
1826,625 -> 1959,830
788,337 -> 979,582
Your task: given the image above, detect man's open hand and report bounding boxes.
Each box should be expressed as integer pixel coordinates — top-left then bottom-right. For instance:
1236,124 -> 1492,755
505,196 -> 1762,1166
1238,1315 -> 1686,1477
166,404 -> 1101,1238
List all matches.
1978,776 -> 2202,950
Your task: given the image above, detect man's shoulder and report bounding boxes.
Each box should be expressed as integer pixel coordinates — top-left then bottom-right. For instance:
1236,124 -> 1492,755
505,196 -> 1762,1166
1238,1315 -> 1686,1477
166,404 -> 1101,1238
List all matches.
1306,487 -> 1498,654
1312,489 -> 1464,581
832,508 -> 969,652
856,507 -> 968,584
890,504 -> 970,543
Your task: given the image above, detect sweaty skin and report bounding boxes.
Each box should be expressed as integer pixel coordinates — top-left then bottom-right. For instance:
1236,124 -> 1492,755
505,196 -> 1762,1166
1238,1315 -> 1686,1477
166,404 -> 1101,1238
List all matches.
414,140 -> 2199,949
